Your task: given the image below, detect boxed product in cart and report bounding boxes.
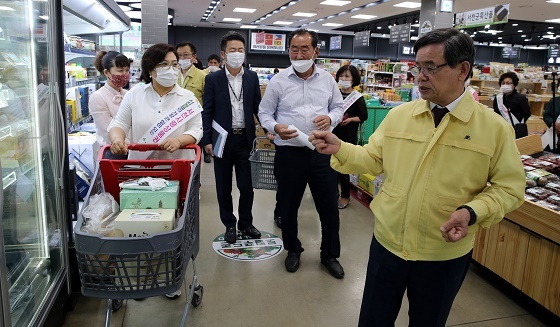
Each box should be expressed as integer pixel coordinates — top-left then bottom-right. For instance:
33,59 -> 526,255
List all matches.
120,180 -> 180,209
113,209 -> 175,238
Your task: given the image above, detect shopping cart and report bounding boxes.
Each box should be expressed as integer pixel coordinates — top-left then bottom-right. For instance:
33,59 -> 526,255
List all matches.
74,144 -> 202,327
248,136 -> 277,190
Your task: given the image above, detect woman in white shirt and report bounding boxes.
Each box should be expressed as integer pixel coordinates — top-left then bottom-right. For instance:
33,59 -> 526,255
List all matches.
108,43 -> 203,160
89,51 -> 130,145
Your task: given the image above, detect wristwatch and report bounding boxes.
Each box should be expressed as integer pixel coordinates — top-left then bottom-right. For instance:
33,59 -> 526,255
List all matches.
457,205 -> 477,226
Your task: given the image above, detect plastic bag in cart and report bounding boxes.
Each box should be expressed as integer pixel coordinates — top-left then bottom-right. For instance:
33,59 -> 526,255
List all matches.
81,193 -> 120,236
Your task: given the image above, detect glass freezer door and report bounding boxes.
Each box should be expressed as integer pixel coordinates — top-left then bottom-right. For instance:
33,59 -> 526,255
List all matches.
0,0 -> 66,326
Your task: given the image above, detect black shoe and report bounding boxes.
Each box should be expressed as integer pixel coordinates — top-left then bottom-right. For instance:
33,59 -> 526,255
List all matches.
321,258 -> 345,279
274,215 -> 282,229
225,226 -> 236,244
239,224 -> 261,239
285,252 -> 301,272
204,152 -> 211,163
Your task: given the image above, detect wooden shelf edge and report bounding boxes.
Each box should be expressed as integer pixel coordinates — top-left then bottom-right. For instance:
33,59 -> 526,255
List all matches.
505,201 -> 560,245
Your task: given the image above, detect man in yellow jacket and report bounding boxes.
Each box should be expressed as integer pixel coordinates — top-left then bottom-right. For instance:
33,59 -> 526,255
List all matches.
310,28 -> 525,327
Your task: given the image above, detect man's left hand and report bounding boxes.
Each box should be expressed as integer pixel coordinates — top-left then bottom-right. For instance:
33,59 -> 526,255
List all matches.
440,209 -> 471,242
313,115 -> 331,131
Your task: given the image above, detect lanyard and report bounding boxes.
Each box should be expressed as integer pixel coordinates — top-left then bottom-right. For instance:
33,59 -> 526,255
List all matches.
228,79 -> 243,103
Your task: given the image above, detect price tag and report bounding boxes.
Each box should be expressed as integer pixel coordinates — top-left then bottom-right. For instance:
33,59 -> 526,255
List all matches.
542,80 -> 548,90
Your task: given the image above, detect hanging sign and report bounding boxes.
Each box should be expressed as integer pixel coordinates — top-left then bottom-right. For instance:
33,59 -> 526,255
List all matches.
389,24 -> 411,44
250,32 -> 286,51
454,4 -> 510,29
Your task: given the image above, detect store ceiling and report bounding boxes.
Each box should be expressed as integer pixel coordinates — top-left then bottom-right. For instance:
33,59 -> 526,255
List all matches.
119,0 -> 560,46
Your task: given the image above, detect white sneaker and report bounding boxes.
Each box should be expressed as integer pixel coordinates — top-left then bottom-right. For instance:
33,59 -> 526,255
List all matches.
165,289 -> 181,299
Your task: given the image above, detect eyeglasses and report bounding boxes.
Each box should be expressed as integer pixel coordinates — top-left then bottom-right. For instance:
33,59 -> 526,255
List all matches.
410,63 -> 449,77
177,53 -> 193,59
156,62 -> 180,70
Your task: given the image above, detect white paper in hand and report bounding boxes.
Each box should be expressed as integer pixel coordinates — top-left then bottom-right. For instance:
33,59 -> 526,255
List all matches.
288,125 -> 314,150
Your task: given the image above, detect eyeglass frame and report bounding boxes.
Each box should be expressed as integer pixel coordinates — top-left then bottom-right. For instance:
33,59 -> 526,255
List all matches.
410,62 -> 449,77
177,52 -> 193,59
156,62 -> 180,70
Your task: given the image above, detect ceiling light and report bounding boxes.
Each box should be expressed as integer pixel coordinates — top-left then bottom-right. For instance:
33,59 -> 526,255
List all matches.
320,1 -> 351,6
125,11 -> 141,19
512,23 -> 518,26
393,1 -> 421,9
518,30 -> 523,32
168,14 -> 173,19
293,12 -> 317,17
308,29 -> 319,32
550,26 -> 555,29
129,3 -> 141,9
545,18 -> 560,23
323,23 -> 343,27
240,25 -> 258,28
223,18 -> 242,22
521,34 -> 526,37
233,8 -> 256,13
377,26 -> 382,29
498,37 -> 502,39
118,5 -> 131,12
546,0 -> 560,3
273,21 -> 293,25
351,14 -> 377,19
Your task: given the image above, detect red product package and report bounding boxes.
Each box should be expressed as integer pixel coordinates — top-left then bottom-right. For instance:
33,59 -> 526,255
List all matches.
526,187 -> 554,200
536,200 -> 560,211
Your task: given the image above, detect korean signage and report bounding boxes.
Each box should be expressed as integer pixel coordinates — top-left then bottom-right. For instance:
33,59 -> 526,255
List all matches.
454,4 -> 510,29
354,30 -> 370,48
501,47 -> 519,59
250,32 -> 286,51
330,35 -> 342,50
389,24 -> 411,44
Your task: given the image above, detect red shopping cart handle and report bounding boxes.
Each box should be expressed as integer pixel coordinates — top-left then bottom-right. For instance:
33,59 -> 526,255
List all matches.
98,143 -> 201,162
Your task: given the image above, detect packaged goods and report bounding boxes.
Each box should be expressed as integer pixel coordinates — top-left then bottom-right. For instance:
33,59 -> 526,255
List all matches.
526,179 -> 538,188
526,169 -> 557,186
525,187 -> 555,200
536,200 -> 560,211
523,166 -> 536,173
544,182 -> 560,193
529,160 -> 557,171
546,194 -> 560,206
113,209 -> 176,237
539,153 -> 560,165
524,194 -> 538,202
120,180 -> 179,209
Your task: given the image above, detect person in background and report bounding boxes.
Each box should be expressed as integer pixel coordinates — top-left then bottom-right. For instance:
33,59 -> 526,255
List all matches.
201,31 -> 262,244
309,28 -> 525,326
543,82 -> 560,149
176,41 -> 209,162
273,68 -> 279,74
333,65 -> 368,209
176,42 -> 206,105
465,71 -> 479,102
89,51 -> 130,145
204,54 -> 221,74
258,29 -> 345,279
493,71 -> 531,128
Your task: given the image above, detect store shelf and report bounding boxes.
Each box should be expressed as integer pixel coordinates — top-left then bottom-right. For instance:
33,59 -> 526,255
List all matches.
0,125 -> 12,141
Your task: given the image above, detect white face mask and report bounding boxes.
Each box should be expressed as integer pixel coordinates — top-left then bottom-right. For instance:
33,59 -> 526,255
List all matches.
179,59 -> 191,70
208,66 -> 220,73
226,52 -> 244,69
338,80 -> 352,89
291,58 -> 314,73
154,67 -> 178,88
500,85 -> 513,93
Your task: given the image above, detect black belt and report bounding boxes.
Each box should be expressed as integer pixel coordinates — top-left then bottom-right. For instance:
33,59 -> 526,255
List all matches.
232,128 -> 245,135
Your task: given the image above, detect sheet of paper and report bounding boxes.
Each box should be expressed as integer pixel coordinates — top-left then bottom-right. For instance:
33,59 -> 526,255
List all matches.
288,125 -> 314,150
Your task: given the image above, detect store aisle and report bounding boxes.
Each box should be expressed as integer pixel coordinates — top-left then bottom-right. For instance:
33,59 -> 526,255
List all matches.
63,161 -> 551,327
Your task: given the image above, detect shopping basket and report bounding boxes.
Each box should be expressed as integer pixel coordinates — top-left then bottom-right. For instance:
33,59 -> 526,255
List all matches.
74,144 -> 202,327
248,137 -> 277,191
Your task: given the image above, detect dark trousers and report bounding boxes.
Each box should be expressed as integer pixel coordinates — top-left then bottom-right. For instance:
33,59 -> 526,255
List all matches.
274,146 -> 340,259
359,236 -> 472,327
337,172 -> 350,199
213,133 -> 254,229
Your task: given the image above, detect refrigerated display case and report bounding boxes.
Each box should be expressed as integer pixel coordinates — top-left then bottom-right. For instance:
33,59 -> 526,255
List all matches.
0,0 -> 69,326
0,0 -> 130,326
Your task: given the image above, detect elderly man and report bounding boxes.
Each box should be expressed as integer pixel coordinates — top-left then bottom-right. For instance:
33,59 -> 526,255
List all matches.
310,28 -> 525,326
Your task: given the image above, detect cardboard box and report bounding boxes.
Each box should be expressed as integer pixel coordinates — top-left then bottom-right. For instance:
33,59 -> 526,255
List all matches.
68,133 -> 99,173
113,209 -> 175,238
373,174 -> 384,197
66,87 -> 82,121
358,173 -> 376,196
349,174 -> 359,187
256,138 -> 275,150
69,153 -> 93,200
120,180 -> 180,209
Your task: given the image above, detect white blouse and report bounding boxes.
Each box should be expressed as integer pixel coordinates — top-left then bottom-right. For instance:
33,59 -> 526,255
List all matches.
108,83 -> 203,160
89,83 -> 127,145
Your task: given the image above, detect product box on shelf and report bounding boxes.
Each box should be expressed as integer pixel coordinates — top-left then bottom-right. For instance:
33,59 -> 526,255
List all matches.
349,174 -> 359,187
66,87 -> 82,121
113,209 -> 176,238
69,153 -> 93,200
358,173 -> 376,196
67,133 -> 99,173
120,180 -> 180,210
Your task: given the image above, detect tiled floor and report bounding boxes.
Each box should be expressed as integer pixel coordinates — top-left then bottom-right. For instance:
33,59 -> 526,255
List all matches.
63,160 -> 558,327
